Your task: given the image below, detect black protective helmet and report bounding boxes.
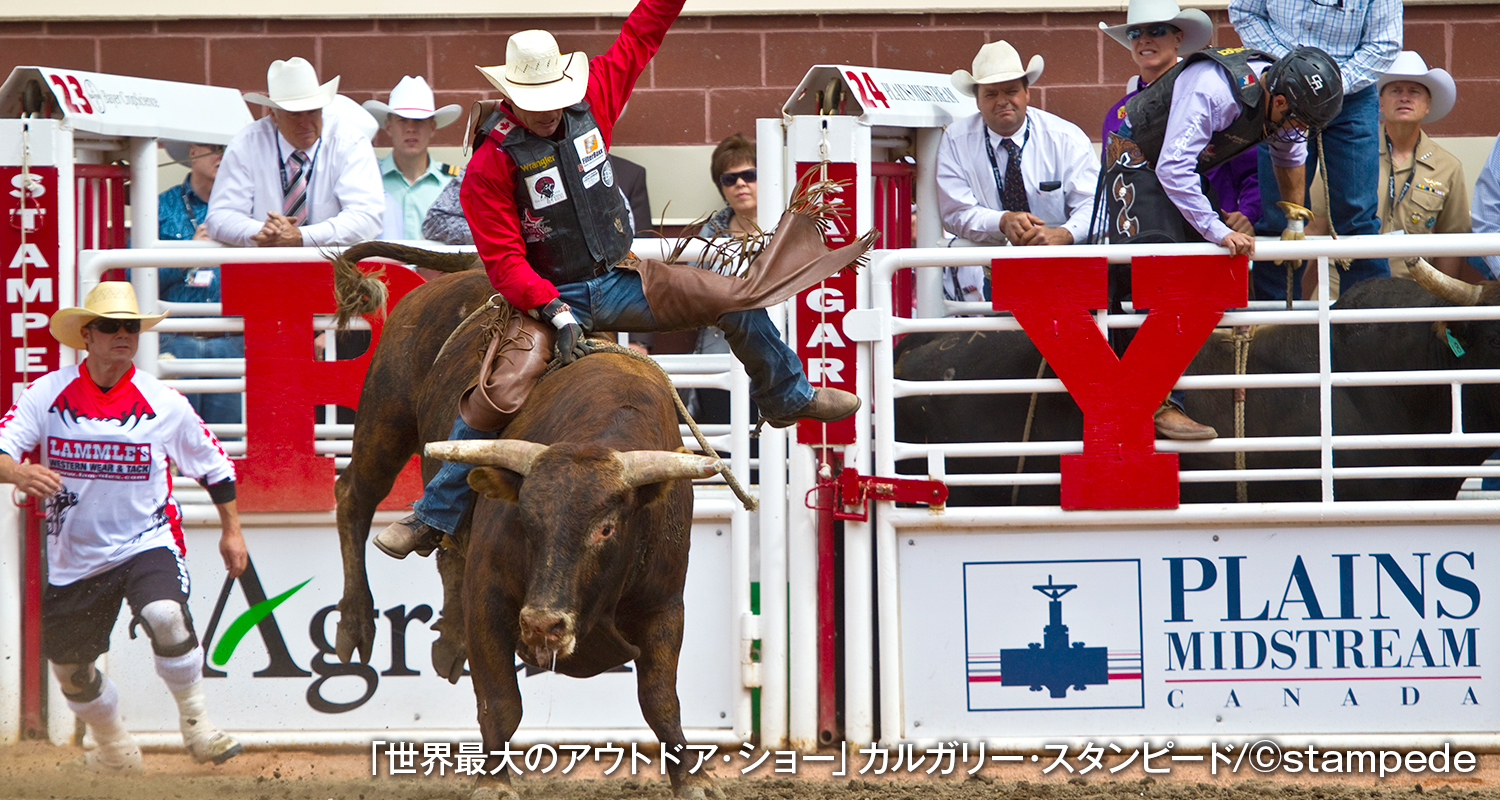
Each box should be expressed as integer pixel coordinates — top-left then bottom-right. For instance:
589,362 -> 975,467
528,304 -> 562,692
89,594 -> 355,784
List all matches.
1264,46 -> 1344,139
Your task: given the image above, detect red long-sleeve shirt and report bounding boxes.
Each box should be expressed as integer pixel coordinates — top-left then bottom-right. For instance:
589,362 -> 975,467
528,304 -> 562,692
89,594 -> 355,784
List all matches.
459,0 -> 685,312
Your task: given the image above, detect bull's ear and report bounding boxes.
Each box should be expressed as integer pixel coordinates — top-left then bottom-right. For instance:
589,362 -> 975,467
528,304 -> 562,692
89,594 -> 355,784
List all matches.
468,466 -> 521,502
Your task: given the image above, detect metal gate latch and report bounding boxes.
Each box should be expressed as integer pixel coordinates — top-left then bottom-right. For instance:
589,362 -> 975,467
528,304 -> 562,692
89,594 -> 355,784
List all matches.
829,468 -> 947,521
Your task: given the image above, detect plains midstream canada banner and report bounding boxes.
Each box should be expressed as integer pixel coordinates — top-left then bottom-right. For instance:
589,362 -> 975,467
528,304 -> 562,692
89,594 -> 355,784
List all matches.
899,524 -> 1494,740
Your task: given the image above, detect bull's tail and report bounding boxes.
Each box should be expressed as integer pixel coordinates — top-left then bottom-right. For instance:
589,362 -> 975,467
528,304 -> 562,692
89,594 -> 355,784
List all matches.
329,242 -> 483,329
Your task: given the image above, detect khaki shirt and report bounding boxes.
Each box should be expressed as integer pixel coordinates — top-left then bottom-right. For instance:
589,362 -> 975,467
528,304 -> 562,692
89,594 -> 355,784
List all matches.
1311,128 -> 1470,282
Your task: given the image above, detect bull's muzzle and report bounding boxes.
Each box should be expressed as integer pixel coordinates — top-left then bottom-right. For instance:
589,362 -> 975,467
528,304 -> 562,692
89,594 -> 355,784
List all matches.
518,606 -> 577,665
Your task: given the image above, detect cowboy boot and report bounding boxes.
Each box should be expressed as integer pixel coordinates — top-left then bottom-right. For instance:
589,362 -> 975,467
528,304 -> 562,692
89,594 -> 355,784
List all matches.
1154,400 -> 1217,440
172,682 -> 243,764
763,387 -> 862,428
372,516 -> 444,559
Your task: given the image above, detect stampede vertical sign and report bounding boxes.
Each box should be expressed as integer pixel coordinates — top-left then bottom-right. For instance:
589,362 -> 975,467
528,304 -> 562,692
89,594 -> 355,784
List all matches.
793,161 -> 859,445
0,158 -> 60,407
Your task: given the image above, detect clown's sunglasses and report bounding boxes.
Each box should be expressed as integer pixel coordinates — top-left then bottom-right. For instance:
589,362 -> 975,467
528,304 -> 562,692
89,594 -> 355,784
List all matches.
89,319 -> 141,335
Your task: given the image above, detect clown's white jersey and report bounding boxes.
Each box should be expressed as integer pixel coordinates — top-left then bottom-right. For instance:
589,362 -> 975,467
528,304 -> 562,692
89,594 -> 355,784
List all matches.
0,362 -> 234,586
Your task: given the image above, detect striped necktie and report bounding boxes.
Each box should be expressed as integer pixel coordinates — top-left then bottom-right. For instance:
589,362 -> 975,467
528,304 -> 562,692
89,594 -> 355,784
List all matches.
283,150 -> 309,223
1000,139 -> 1030,213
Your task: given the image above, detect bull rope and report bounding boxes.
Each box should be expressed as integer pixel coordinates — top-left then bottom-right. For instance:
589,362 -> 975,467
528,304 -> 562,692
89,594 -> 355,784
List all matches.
1011,357 -> 1049,506
557,338 -> 760,513
1231,326 -> 1256,503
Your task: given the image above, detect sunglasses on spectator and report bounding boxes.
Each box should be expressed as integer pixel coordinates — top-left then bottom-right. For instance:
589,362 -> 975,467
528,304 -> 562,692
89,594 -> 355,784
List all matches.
1126,23 -> 1180,39
88,318 -> 141,335
718,169 -> 757,187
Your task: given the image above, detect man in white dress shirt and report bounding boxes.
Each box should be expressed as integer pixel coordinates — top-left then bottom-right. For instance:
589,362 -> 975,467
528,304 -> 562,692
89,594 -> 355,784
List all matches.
206,57 -> 383,248
936,41 -> 1099,302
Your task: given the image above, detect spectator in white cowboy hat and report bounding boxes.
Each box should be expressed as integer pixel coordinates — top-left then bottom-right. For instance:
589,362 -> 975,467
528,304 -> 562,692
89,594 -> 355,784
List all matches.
363,76 -> 463,240
0,282 -> 245,774
935,40 -> 1099,302
1309,50 -> 1474,290
205,56 -> 383,248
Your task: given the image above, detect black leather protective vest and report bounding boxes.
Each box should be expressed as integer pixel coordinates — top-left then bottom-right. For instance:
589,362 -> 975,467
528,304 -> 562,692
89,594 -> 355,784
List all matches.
491,103 -> 632,287
1123,46 -> 1273,173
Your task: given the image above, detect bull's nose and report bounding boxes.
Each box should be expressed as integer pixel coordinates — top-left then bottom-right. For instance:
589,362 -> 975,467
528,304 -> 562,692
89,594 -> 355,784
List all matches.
519,607 -> 569,646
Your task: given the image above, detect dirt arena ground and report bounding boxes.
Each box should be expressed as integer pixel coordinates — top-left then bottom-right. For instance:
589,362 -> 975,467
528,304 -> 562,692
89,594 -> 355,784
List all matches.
3,741 -> 1500,800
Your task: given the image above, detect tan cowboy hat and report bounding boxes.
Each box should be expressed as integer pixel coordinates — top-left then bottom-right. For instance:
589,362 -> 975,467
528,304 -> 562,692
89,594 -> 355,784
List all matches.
476,30 -> 589,112
951,41 -> 1045,97
49,282 -> 167,350
1377,50 -> 1457,123
243,57 -> 340,112
1099,0 -> 1214,55
363,76 -> 463,129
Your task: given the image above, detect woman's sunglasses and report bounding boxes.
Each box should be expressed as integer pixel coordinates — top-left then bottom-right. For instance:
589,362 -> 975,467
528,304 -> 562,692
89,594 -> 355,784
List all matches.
89,318 -> 141,335
717,169 -> 757,187
1126,23 -> 1180,40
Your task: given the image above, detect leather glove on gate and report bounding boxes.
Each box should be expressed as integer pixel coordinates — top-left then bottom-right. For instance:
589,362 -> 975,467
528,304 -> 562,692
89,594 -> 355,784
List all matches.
1276,201 -> 1313,267
535,298 -> 587,366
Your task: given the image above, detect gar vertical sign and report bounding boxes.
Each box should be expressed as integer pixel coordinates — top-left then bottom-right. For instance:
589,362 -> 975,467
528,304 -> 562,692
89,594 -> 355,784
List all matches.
0,162 -> 60,407
793,161 -> 858,445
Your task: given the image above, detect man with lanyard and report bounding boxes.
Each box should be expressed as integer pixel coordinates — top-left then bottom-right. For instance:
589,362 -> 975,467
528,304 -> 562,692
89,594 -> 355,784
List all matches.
372,0 -> 861,558
935,40 -> 1099,302
363,76 -> 463,240
156,141 -> 244,425
0,283 -> 246,773
206,57 -> 383,248
1103,46 -> 1343,439
1230,0 -> 1401,300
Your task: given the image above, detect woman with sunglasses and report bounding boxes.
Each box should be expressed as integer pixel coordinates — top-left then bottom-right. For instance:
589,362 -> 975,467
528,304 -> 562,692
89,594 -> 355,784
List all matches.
1101,0 -> 1262,240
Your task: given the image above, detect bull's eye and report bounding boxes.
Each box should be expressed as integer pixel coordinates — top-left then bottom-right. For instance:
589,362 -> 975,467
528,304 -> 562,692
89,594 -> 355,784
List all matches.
593,522 -> 616,543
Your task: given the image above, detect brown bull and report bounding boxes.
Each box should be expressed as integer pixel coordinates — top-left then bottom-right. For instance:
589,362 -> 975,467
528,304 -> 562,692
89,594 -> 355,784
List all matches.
430,353 -> 723,800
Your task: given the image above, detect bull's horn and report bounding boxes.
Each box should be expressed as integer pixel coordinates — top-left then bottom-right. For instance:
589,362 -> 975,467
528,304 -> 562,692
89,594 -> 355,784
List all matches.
1408,257 -> 1483,307
425,439 -> 548,475
615,451 -> 722,489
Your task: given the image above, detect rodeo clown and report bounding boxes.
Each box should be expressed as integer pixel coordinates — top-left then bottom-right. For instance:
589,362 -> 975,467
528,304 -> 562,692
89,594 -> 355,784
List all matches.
0,283 -> 245,773
1100,45 -> 1343,440
374,0 -> 863,559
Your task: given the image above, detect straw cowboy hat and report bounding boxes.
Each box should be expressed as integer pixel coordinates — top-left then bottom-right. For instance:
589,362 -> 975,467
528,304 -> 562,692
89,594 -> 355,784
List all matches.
363,76 -> 463,129
49,282 -> 166,350
951,41 -> 1045,97
1377,50 -> 1457,123
476,30 -> 589,112
1099,0 -> 1214,55
243,57 -> 340,112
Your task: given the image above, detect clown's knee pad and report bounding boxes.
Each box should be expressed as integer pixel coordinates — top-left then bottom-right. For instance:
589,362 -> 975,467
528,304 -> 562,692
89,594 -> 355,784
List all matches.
138,600 -> 199,657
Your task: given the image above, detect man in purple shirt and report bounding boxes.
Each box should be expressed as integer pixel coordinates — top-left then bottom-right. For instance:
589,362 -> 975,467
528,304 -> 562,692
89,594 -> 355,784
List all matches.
1105,45 -> 1342,255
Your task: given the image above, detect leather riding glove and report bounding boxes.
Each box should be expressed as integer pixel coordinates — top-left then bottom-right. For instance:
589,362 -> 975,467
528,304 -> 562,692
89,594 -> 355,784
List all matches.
1276,201 -> 1313,267
536,298 -> 587,365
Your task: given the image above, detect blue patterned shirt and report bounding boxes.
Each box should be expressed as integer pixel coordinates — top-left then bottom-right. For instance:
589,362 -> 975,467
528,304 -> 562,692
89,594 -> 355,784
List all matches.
157,174 -> 208,242
1229,0 -> 1401,94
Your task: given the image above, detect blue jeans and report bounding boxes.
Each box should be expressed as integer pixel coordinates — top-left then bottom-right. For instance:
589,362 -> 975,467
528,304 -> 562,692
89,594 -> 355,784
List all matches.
410,268 -> 815,534
1252,85 -> 1387,301
158,333 -> 244,426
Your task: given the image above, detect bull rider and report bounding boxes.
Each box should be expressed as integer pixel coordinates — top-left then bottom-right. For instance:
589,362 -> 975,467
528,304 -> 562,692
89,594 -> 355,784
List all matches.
1102,45 -> 1344,440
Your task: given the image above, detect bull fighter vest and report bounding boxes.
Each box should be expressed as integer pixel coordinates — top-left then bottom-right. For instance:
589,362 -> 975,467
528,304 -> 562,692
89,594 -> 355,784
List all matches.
1123,46 -> 1272,173
490,103 -> 633,287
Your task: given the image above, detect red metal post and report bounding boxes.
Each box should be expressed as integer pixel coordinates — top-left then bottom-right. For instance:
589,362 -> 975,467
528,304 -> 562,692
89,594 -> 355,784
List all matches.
817,451 -> 844,745
20,495 -> 44,737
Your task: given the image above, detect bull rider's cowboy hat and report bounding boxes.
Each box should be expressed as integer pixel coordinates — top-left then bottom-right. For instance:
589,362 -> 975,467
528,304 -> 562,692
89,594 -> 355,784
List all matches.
476,30 -> 589,112
49,282 -> 166,350
1099,0 -> 1213,56
1377,50 -> 1456,123
363,76 -> 463,129
243,57 -> 340,112
951,41 -> 1045,97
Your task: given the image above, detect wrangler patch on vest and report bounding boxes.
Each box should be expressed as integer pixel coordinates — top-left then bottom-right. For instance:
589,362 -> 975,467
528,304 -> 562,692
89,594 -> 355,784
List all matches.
520,155 -> 557,172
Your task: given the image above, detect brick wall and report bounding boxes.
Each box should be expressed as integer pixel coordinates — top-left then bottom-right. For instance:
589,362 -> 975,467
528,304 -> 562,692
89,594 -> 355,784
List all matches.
2,6 -> 1497,149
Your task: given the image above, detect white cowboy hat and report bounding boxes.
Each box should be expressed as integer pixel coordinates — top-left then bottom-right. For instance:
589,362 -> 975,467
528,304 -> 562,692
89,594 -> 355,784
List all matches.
363,76 -> 463,129
50,282 -> 166,350
476,29 -> 589,112
243,57 -> 340,112
160,141 -> 223,165
1099,0 -> 1214,55
1377,50 -> 1457,123
951,41 -> 1045,97
327,95 -> 379,142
